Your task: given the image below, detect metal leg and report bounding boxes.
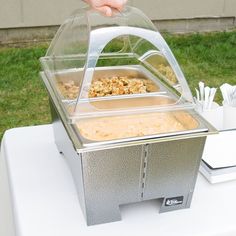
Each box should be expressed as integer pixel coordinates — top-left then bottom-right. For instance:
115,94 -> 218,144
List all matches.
86,205 -> 121,226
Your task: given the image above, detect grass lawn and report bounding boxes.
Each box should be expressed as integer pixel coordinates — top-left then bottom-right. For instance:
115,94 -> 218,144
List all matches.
0,31 -> 236,140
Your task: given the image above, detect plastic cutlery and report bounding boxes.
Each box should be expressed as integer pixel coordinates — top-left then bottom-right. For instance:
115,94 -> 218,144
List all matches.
199,81 -> 205,102
204,86 -> 210,109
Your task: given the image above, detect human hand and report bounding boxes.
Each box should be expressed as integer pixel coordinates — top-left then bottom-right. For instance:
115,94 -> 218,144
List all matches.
83,0 -> 127,16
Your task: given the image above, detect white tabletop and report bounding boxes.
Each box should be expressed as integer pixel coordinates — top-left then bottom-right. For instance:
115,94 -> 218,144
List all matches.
1,125 -> 236,236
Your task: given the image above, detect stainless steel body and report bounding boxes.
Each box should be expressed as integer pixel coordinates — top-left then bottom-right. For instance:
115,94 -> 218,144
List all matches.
50,97 -> 205,225
40,67 -> 216,225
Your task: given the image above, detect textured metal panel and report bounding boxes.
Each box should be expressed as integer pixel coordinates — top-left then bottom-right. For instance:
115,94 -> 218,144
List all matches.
143,138 -> 206,200
81,146 -> 143,225
49,99 -> 87,220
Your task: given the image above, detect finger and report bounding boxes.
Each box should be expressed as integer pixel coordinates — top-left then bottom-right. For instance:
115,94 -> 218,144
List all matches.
117,0 -> 127,11
104,0 -> 127,11
95,5 -> 113,16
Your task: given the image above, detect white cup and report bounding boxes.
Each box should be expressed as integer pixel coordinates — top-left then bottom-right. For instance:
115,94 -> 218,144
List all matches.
196,102 -> 223,130
223,101 -> 236,130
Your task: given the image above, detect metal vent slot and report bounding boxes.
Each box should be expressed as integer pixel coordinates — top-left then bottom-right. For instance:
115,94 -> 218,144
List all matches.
140,144 -> 149,199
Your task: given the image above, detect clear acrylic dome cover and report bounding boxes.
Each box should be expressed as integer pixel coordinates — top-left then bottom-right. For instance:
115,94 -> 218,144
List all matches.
42,6 -> 194,121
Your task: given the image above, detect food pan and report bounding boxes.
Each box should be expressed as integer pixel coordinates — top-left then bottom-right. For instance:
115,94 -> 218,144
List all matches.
53,65 -> 178,101
70,100 -> 209,148
139,50 -> 179,86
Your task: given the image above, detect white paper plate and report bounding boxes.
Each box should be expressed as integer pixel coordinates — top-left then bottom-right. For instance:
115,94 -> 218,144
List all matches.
202,130 -> 236,169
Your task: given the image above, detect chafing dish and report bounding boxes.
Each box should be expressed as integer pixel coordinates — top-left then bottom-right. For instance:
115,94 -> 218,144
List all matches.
40,6 -> 217,225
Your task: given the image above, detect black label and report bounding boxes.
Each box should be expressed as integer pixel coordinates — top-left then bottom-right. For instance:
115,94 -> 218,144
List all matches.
165,196 -> 184,206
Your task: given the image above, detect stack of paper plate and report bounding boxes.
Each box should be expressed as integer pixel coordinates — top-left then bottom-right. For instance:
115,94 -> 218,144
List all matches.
200,130 -> 236,183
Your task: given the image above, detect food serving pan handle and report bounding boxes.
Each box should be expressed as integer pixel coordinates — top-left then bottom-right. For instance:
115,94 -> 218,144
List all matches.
77,26 -> 193,106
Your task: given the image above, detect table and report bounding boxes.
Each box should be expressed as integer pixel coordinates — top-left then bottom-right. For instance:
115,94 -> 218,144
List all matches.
1,125 -> 236,236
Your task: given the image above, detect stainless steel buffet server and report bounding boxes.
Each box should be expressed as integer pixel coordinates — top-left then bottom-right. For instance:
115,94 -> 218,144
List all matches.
40,6 -> 217,225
